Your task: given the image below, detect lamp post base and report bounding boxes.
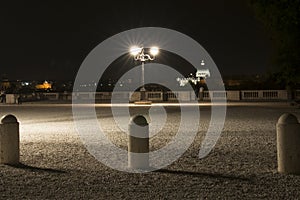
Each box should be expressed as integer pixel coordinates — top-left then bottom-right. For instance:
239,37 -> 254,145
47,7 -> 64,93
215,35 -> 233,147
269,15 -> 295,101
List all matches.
134,100 -> 152,105
140,90 -> 146,101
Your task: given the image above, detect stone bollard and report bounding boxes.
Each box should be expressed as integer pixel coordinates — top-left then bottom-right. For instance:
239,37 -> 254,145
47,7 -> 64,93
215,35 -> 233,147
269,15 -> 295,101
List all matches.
128,115 -> 149,169
0,114 -> 19,164
277,113 -> 300,174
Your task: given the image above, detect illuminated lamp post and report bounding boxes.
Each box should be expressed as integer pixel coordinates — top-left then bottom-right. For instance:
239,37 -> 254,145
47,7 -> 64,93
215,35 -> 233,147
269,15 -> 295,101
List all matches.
130,46 -> 159,101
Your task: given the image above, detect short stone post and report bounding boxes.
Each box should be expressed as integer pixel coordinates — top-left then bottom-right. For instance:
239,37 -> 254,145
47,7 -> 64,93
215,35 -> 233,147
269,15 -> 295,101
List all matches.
0,114 -> 19,164
128,115 -> 149,169
277,113 -> 300,174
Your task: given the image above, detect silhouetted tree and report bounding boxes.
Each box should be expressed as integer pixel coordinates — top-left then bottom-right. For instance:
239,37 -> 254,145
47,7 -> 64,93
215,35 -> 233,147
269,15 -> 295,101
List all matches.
249,0 -> 300,99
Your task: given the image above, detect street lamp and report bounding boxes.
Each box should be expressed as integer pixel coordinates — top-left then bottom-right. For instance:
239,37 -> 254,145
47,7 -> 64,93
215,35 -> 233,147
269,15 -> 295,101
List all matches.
130,46 -> 159,100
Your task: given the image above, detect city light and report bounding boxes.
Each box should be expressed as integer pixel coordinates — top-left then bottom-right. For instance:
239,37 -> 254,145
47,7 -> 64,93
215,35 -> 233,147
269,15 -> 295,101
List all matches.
149,46 -> 159,56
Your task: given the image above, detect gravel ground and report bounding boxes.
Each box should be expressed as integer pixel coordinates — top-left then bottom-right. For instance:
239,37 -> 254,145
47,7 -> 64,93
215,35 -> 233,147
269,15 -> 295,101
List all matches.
0,102 -> 300,199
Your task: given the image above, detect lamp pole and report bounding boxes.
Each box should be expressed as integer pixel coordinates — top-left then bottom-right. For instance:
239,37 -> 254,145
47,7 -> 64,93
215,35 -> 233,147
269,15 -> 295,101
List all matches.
141,61 -> 145,92
130,46 -> 159,100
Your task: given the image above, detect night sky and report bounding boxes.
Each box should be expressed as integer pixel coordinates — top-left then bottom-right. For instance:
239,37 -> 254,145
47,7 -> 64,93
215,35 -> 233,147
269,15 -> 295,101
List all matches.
0,0 -> 273,81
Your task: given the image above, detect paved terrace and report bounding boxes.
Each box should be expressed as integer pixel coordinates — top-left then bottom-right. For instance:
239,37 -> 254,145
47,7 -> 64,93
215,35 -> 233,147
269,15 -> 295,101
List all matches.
0,102 -> 299,199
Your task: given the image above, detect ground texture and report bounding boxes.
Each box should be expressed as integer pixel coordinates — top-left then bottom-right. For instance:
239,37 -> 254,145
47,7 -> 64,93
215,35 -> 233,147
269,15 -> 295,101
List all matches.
0,102 -> 300,199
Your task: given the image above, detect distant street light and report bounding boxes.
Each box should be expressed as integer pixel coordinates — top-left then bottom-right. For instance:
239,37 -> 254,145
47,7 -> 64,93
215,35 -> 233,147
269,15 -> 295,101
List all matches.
130,46 -> 159,100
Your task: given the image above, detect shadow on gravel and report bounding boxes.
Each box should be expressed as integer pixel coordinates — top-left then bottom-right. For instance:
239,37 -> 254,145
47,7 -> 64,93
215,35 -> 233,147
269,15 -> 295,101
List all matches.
8,163 -> 66,174
157,169 -> 252,182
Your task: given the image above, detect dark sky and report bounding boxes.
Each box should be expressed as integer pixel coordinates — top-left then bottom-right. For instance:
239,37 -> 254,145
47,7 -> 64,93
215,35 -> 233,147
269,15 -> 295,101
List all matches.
0,0 -> 273,81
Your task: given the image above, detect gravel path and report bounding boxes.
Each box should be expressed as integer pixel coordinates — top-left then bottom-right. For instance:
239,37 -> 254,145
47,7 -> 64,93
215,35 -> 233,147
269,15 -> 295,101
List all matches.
0,102 -> 300,199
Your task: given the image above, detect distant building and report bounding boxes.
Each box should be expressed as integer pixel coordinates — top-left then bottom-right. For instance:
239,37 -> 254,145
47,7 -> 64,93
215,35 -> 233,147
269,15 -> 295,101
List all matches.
35,81 -> 52,91
0,79 -> 10,90
196,69 -> 210,78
